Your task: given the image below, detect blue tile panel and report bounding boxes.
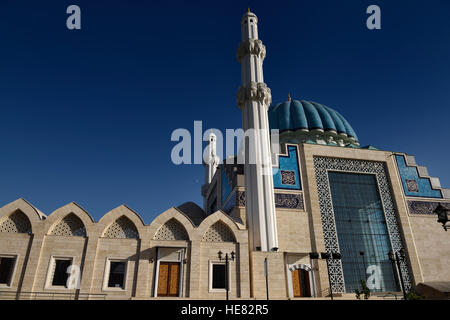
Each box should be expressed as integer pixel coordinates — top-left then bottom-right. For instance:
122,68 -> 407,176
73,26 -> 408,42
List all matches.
222,192 -> 236,214
273,146 -> 301,190
221,168 -> 232,205
395,155 -> 442,198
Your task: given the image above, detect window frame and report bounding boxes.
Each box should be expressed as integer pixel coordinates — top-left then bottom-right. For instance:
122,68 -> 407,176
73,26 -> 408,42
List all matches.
44,255 -> 74,290
208,260 -> 228,293
0,254 -> 18,288
102,258 -> 129,292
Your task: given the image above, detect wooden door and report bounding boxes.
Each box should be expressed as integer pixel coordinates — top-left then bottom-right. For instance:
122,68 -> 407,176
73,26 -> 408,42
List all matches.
157,262 -> 180,297
292,269 -> 301,297
292,269 -> 311,297
300,269 -> 311,297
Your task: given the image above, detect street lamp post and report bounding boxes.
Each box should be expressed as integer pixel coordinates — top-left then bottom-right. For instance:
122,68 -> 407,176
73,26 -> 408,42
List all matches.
388,249 -> 407,300
309,252 -> 319,298
434,204 -> 449,231
218,250 -> 235,300
359,251 -> 367,282
320,252 -> 341,300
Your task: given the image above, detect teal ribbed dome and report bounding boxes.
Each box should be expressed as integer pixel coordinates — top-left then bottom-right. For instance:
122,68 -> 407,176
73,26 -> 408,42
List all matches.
268,100 -> 359,144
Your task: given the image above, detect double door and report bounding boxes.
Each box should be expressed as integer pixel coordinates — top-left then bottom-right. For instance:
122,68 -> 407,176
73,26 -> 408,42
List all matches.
292,269 -> 311,297
157,262 -> 180,297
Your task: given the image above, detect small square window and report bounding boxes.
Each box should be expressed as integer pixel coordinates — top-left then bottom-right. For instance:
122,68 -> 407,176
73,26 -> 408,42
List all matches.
0,256 -> 16,286
52,259 -> 72,287
108,261 -> 126,289
211,263 -> 226,290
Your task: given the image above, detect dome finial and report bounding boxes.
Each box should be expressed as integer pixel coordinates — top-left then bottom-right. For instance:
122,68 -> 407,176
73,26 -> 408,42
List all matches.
288,93 -> 291,101
248,7 -> 250,13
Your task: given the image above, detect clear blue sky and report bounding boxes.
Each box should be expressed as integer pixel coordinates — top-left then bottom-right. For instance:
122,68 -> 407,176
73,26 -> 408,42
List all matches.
1,0 -> 449,223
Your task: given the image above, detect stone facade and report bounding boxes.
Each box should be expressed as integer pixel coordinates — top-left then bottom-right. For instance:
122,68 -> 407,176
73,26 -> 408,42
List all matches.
1,143 -> 448,300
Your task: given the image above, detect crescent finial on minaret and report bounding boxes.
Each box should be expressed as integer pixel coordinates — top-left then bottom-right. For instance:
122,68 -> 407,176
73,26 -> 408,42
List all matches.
288,93 -> 291,101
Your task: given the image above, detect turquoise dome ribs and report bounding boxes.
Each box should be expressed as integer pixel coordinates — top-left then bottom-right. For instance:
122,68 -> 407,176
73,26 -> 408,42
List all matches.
268,99 -> 359,146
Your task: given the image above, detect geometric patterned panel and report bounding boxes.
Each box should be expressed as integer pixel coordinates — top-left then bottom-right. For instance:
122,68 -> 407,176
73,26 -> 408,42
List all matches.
273,145 -> 301,190
49,213 -> 86,237
103,216 -> 139,239
274,193 -> 304,210
281,170 -> 296,185
313,156 -> 412,293
202,221 -> 236,242
0,210 -> 32,233
395,155 -> 442,198
236,191 -> 304,210
153,218 -> 189,241
407,200 -> 450,215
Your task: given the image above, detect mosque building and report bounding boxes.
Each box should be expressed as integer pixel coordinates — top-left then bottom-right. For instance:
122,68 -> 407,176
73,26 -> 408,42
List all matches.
0,10 -> 449,300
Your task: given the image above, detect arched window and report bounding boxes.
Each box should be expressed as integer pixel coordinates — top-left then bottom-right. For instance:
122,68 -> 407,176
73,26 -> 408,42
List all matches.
153,218 -> 189,241
202,221 -> 236,242
0,210 -> 32,234
103,216 -> 139,239
49,213 -> 86,237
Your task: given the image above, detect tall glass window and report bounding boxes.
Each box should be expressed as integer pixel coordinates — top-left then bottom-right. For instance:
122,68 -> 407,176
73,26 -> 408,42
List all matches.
328,172 -> 398,293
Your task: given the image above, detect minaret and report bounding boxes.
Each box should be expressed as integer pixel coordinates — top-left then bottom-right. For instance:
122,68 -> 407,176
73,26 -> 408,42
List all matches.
236,10 -> 278,252
202,133 -> 219,212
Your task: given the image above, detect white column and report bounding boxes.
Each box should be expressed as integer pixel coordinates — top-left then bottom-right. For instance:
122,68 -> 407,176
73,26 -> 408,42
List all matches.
236,10 -> 278,252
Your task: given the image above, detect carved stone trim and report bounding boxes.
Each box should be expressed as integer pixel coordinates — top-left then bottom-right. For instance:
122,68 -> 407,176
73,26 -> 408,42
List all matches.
236,39 -> 266,62
407,200 -> 450,215
236,191 -> 304,210
237,81 -> 272,109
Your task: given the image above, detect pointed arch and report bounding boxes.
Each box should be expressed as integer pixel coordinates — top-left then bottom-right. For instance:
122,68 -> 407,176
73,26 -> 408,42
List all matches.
99,204 -> 145,239
0,199 -> 45,231
0,210 -> 32,233
103,215 -> 139,239
149,207 -> 196,241
197,210 -> 246,243
202,220 -> 236,242
153,218 -> 189,241
49,213 -> 86,237
43,202 -> 94,237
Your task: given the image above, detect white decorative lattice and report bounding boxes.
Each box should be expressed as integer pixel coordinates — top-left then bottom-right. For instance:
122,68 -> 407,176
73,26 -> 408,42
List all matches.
202,221 -> 236,242
0,211 -> 31,233
103,216 -> 139,239
50,213 -> 86,237
153,218 -> 189,241
313,156 -> 412,293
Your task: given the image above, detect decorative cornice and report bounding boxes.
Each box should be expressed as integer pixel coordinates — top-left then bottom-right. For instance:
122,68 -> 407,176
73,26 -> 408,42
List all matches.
236,39 -> 266,62
236,81 -> 272,109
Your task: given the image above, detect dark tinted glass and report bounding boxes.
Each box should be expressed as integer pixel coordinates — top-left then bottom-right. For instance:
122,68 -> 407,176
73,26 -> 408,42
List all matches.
52,259 -> 71,286
328,172 -> 399,293
108,262 -> 126,288
0,257 -> 15,285
212,264 -> 226,289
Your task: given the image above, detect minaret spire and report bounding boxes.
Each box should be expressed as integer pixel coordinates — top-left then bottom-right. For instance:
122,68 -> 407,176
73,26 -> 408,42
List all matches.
202,133 -> 219,212
236,10 -> 278,252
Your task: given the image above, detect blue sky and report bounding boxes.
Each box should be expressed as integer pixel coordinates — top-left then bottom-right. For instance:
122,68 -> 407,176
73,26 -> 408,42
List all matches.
1,0 -> 449,223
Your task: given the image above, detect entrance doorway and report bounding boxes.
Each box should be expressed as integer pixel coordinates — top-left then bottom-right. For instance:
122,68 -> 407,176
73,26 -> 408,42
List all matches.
157,262 -> 180,297
292,269 -> 311,297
